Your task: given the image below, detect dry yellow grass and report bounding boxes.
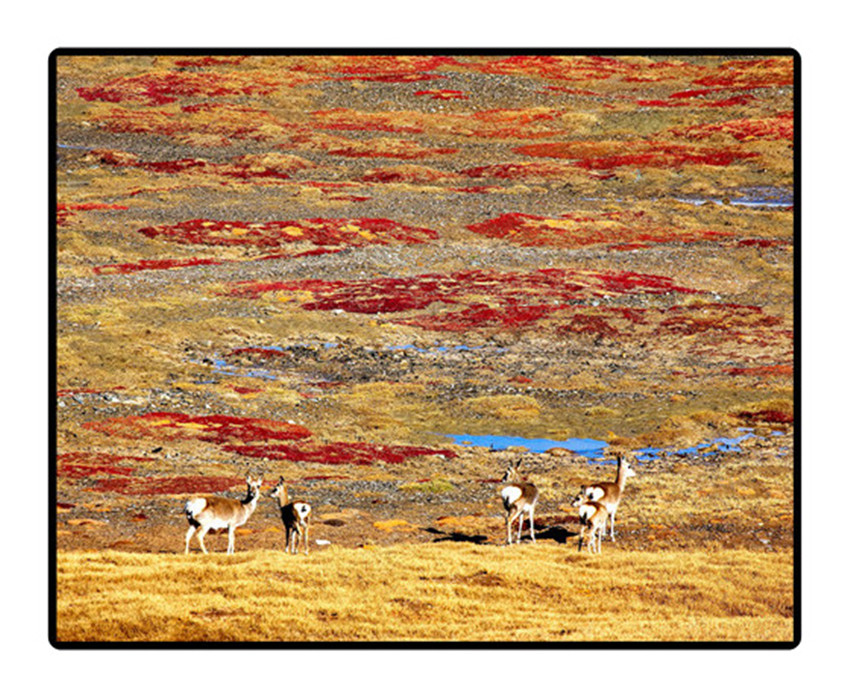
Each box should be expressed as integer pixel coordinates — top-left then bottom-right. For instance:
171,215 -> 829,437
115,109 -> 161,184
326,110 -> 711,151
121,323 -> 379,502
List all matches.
55,544 -> 794,644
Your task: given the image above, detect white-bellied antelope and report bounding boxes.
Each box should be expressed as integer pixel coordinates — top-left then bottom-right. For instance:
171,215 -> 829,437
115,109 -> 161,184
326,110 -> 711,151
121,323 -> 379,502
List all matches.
269,476 -> 312,554
183,475 -> 263,554
500,460 -> 539,545
571,490 -> 606,553
580,453 -> 636,541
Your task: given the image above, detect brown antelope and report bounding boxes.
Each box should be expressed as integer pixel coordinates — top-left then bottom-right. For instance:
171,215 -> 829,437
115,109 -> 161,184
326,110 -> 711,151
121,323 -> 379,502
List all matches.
500,460 -> 539,545
579,453 -> 636,541
571,490 -> 606,553
184,475 -> 263,554
269,476 -> 312,554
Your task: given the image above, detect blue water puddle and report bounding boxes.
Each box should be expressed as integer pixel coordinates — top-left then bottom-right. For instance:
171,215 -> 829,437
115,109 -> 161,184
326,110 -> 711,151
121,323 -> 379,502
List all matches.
440,434 -> 609,459
190,341 -> 342,383
441,427 -> 763,462
676,198 -> 792,209
676,186 -> 793,209
209,357 -> 280,381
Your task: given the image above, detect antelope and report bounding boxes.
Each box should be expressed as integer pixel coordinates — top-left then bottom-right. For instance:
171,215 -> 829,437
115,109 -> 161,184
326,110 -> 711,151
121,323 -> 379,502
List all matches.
269,476 -> 312,554
579,453 -> 636,541
500,460 -> 539,545
184,475 -> 263,554
571,490 -> 606,553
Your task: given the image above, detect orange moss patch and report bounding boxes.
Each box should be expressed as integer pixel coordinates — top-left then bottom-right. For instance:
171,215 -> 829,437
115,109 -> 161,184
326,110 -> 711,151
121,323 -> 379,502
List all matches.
361,165 -> 461,183
374,519 -> 418,532
462,161 -> 614,181
93,257 -> 223,275
414,89 -> 468,100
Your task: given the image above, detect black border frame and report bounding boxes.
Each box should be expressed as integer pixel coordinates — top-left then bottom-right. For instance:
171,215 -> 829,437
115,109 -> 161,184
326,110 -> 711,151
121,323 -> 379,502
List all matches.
49,47 -> 801,650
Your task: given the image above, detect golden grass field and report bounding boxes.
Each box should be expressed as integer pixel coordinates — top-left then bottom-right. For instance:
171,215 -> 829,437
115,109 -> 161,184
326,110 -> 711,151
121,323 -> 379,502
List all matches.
55,544 -> 793,644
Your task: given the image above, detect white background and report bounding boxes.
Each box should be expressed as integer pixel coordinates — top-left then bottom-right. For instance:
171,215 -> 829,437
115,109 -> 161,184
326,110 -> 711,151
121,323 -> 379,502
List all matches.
9,2 -> 839,695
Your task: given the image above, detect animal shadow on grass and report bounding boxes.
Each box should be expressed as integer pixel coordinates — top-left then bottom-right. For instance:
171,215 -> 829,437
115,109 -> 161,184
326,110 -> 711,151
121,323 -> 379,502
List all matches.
535,525 -> 576,544
424,527 -> 491,545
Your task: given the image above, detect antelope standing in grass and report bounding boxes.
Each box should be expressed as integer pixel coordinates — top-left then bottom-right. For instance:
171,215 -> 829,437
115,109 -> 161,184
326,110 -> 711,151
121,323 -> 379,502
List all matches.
184,475 -> 263,554
500,460 -> 539,545
571,490 -> 606,553
269,476 -> 312,554
579,453 -> 636,541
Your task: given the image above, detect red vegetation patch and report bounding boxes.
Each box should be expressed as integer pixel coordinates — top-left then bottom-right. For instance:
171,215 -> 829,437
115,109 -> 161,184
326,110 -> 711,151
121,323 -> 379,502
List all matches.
228,269 -> 700,323
660,304 -> 782,336
90,476 -> 247,496
513,140 -> 758,170
138,217 -> 438,250
76,70 -> 281,106
557,313 -> 620,337
737,239 -> 787,248
402,304 -> 649,335
671,111 -> 794,142
227,442 -> 456,465
230,385 -> 264,395
57,202 -> 129,226
734,410 -> 794,425
80,412 -> 453,467
57,452 -> 151,478
226,347 -> 287,359
467,211 -> 735,248
83,412 -> 312,445
93,257 -> 223,275
726,364 -> 793,377
401,304 -> 555,332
